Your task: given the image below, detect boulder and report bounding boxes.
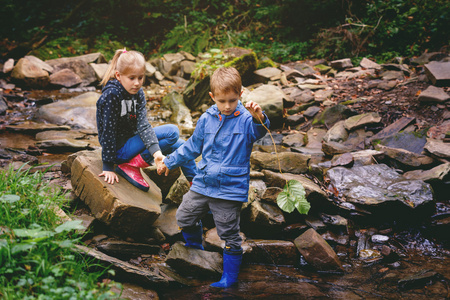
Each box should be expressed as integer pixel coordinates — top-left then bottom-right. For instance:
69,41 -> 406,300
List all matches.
166,243 -> 223,278
152,204 -> 180,238
11,56 -> 50,88
96,240 -> 161,260
250,151 -> 310,174
281,133 -> 305,148
418,85 -> 450,103
374,131 -> 427,154
205,228 -> 252,253
161,91 -> 193,128
424,61 -> 450,86
243,200 -> 285,237
70,150 -> 162,236
330,58 -> 353,70
37,92 -> 99,130
3,58 -> 14,73
164,173 -> 190,205
424,139 -> 450,159
359,57 -> 381,70
344,112 -> 381,131
323,121 -> 348,143
313,104 -> 357,128
46,53 -> 107,65
179,60 -> 196,79
254,67 -> 282,83
242,84 -> 285,126
245,240 -> 299,266
376,144 -> 435,168
327,164 -> 434,214
305,128 -> 327,149
49,68 -> 82,88
49,59 -> 97,86
322,141 -> 353,156
294,228 -> 343,271
90,63 -> 109,81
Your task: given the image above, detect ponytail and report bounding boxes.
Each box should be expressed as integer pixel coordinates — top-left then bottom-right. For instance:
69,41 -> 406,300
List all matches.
101,48 -> 127,86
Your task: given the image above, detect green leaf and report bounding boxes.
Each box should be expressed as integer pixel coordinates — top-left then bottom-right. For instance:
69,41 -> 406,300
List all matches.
295,198 -> 311,215
286,180 -> 306,199
0,194 -> 20,203
54,220 -> 85,233
277,180 -> 310,215
277,191 -> 295,213
13,228 -> 54,239
11,243 -> 34,254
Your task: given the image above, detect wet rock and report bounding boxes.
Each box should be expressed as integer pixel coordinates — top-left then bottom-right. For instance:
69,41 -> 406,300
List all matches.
110,283 -> 159,300
331,58 -> 353,70
320,213 -> 348,227
261,187 -> 283,204
313,104 -> 357,128
250,151 -> 310,174
294,228 -> 343,271
152,203 -> 180,238
89,63 -> 109,81
6,122 -> 70,134
246,200 -> 285,229
327,164 -> 434,213
166,243 -> 222,278
403,162 -> 450,182
424,139 -> 450,158
303,106 -> 321,118
3,58 -> 14,73
164,173 -> 190,205
344,112 -> 381,131
161,92 -> 193,128
49,68 -> 82,88
254,67 -> 282,83
418,85 -> 450,103
11,56 -> 50,88
70,150 -> 162,236
263,170 -> 328,209
242,84 -> 285,125
245,239 -> 298,266
398,269 -> 441,290
96,240 -> 161,260
37,92 -> 100,130
360,57 -> 381,70
205,228 -> 252,253
424,61 -> 450,86
376,144 -> 435,168
321,231 -> 349,246
305,216 -> 327,232
281,133 -> 305,148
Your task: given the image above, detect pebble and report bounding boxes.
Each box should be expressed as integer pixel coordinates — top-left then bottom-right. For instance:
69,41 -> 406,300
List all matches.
371,234 -> 389,243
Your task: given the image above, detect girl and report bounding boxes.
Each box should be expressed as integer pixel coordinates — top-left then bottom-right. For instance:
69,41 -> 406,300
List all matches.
96,48 -> 196,191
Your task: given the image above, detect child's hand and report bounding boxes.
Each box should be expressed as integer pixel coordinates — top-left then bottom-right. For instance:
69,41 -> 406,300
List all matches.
153,151 -> 165,170
245,101 -> 264,122
157,161 -> 170,176
99,171 -> 119,184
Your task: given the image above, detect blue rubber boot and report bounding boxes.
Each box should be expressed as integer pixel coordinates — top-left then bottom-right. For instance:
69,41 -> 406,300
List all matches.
181,222 -> 204,250
210,247 -> 243,288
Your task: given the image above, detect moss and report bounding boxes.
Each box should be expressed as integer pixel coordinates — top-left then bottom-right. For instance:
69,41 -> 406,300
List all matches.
258,57 -> 277,69
223,51 -> 258,86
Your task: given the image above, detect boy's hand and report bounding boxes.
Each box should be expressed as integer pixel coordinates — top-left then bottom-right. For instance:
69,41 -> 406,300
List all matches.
245,101 -> 265,122
157,161 -> 170,176
99,171 -> 119,184
154,152 -> 166,173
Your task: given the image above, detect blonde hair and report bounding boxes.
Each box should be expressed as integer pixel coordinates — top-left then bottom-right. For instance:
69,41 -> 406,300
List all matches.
100,48 -> 146,86
210,67 -> 242,96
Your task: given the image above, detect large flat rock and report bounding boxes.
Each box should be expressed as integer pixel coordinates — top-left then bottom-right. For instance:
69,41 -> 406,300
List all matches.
70,150 -> 162,235
425,61 -> 450,86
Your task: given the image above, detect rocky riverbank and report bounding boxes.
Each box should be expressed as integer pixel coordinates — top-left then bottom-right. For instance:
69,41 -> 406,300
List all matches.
0,49 -> 449,299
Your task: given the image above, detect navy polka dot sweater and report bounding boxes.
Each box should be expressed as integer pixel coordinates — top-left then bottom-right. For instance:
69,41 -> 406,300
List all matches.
96,79 -> 160,171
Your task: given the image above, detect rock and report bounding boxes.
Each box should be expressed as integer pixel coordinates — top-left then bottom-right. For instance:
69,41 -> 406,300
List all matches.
375,131 -> 427,154
360,57 -> 381,70
376,144 -> 434,168
261,187 -> 283,204
369,117 -> 416,142
163,53 -> 185,63
344,112 -> 381,131
344,149 -> 385,166
249,179 -> 267,198
96,240 -> 161,260
35,138 -> 96,152
427,120 -> 450,140
254,67 -> 282,83
35,130 -> 85,141
179,60 -> 196,79
303,106 -> 321,118
245,240 -> 299,266
313,104 -> 357,128
70,150 -> 162,236
330,152 -> 354,167
250,151 -> 310,174
398,270 -> 440,290
5,122 -> 70,134
305,216 -> 327,232
298,83 -> 327,90
164,173 -> 190,205
424,61 -> 450,86
262,170 -> 328,208
49,68 -> 82,88
0,97 -> 7,115
330,58 -> 353,70
152,204 -> 180,238
46,53 -> 107,66
37,92 -> 100,130
424,139 -> 450,158
321,231 -> 349,246
246,200 -> 285,229
371,234 -> 389,243
166,243 -> 222,278
403,163 -> 450,182
377,80 -> 397,90
285,114 -> 305,127
322,141 -> 353,156
289,62 -> 316,76
381,70 -> 404,81
11,56 -> 50,88
205,228 -> 252,253
3,58 -> 14,73
418,85 -> 450,103
294,228 -> 343,271
179,51 -> 196,61
327,164 -> 434,213
89,63 -> 109,81
305,128 -> 327,149
110,283 -> 159,300
143,167 -> 181,199
314,89 -> 333,102
161,92 -> 193,127
281,133 -> 305,148
49,59 -> 97,86
323,120 -> 348,143
242,84 -> 285,125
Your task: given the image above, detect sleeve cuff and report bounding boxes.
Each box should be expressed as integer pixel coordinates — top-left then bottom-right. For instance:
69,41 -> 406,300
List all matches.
149,143 -> 161,156
103,161 -> 115,172
253,112 -> 268,125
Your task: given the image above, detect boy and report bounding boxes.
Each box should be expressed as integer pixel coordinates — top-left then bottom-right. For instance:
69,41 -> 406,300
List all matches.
158,67 -> 270,288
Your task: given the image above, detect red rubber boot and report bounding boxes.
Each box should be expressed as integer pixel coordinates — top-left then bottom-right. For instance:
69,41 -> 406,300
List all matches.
115,154 -> 150,191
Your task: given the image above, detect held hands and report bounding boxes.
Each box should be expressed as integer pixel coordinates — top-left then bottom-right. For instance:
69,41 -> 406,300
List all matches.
99,171 -> 119,184
245,101 -> 264,122
154,151 -> 170,176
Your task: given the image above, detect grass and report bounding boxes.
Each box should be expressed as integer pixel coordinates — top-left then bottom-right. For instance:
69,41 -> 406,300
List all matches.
0,164 -> 120,299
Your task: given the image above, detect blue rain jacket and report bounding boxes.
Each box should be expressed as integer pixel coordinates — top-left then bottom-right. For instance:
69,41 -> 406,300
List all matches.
164,101 -> 270,202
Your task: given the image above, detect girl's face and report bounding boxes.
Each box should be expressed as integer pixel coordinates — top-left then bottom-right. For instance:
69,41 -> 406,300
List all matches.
116,68 -> 145,94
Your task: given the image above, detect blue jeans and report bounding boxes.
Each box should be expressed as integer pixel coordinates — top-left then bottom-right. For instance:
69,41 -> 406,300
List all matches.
116,124 -> 197,181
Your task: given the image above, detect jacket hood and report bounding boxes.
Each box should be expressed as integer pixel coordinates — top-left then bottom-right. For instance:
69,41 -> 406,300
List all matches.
102,79 -> 127,95
206,101 -> 246,119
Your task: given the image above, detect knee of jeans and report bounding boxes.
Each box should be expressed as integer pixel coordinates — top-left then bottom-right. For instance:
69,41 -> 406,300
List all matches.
167,124 -> 180,143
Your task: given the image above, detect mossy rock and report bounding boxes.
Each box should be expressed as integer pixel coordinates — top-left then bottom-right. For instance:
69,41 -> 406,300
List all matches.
183,47 -> 258,111
313,104 -> 357,128
258,57 -> 277,69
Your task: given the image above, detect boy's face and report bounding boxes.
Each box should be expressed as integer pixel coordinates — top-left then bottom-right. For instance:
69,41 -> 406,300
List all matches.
209,90 -> 243,116
116,68 -> 145,95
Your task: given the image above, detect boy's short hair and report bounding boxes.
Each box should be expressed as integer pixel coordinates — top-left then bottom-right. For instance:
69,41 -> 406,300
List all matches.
210,67 -> 242,96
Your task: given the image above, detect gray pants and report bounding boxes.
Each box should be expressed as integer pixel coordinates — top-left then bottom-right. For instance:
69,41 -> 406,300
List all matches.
176,190 -> 243,250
